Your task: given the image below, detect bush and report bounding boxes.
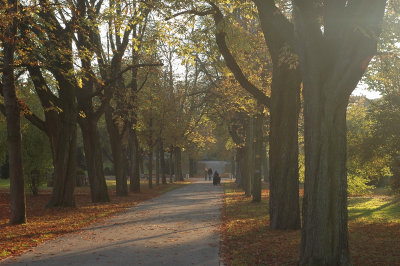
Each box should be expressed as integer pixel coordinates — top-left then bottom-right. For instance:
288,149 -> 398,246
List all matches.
26,169 -> 47,196
22,122 -> 53,195
347,170 -> 374,195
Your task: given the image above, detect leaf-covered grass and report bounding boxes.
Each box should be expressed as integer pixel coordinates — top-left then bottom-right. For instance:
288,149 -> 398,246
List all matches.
0,181 -> 188,260
221,182 -> 400,265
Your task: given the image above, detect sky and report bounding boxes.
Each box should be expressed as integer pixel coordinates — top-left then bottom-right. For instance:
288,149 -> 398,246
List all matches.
352,83 -> 382,99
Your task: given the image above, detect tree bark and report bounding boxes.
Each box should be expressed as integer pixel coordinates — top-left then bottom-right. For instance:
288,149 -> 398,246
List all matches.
105,106 -> 128,196
160,140 -> 167,184
47,105 -> 77,208
236,147 -> 246,189
79,117 -> 109,202
26,65 -> 78,208
212,1 -> 301,228
18,4 -> 79,208
128,129 -> 141,192
140,149 -> 145,176
244,118 -> 254,197
261,142 -> 268,182
148,149 -> 153,189
268,67 -> 301,229
75,4 -> 109,203
188,157 -> 195,177
292,1 -> 386,264
252,110 -> 263,202
254,0 -> 302,230
2,1 -> 26,223
155,141 -> 160,185
169,148 -> 174,183
174,147 -> 183,181
300,99 -> 350,265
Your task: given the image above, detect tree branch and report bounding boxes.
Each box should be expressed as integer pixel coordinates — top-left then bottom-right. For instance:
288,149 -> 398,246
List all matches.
119,63 -> 163,78
209,2 -> 270,107
165,9 -> 214,21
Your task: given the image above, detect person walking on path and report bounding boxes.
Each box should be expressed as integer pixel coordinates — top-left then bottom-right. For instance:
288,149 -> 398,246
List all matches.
204,167 -> 208,180
213,171 -> 221,185
208,168 -> 213,181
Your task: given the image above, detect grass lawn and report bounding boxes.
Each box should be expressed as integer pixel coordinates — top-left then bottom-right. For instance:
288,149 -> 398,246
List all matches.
221,181 -> 400,265
0,180 -> 189,260
0,179 -> 10,189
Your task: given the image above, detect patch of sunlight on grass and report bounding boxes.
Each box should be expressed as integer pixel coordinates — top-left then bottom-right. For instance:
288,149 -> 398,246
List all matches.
105,179 -> 163,188
348,197 -> 400,223
105,179 -> 116,187
0,178 -> 10,189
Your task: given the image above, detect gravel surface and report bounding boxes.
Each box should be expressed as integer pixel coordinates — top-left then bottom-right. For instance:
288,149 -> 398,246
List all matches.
2,179 -> 224,266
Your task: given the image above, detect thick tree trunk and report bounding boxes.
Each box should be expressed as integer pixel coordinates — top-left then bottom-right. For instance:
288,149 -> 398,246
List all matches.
160,140 -> 167,184
253,1 -> 302,230
25,67 -> 78,208
105,106 -> 128,196
300,98 -> 349,265
3,6 -> 26,223
128,129 -> 140,192
269,67 -> 301,230
79,118 -> 109,202
47,113 -> 77,207
293,2 -> 386,263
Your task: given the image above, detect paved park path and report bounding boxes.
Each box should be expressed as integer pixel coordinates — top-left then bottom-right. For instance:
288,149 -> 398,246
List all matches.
3,179 -> 224,266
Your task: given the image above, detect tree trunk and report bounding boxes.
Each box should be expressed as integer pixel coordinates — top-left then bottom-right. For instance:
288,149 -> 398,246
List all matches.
174,147 -> 183,181
253,0 -> 302,230
188,157 -> 195,178
169,148 -> 174,183
231,153 -> 235,179
244,118 -> 254,197
2,3 -> 26,223
148,149 -> 153,189
300,96 -> 349,265
262,142 -> 268,182
236,147 -> 245,189
160,140 -> 167,184
269,67 -> 301,230
105,106 -> 128,196
292,1 -> 386,263
140,149 -> 145,176
79,117 -> 109,202
155,141 -> 160,185
252,110 -> 263,202
47,112 -> 77,207
128,129 -> 140,193
25,66 -> 78,208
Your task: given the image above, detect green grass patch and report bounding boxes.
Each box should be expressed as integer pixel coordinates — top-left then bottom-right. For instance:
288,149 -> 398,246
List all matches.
0,178 -> 10,189
348,196 -> 400,223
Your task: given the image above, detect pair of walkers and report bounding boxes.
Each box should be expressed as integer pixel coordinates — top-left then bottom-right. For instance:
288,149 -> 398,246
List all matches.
204,168 -> 221,185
